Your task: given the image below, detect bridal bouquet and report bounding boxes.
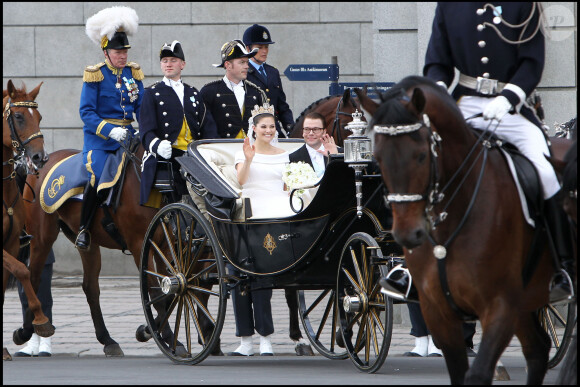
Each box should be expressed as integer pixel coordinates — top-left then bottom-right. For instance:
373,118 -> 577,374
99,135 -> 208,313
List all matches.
282,161 -> 319,197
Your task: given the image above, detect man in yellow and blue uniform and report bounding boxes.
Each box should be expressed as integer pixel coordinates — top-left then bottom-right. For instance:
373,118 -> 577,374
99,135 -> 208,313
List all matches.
243,24 -> 294,138
139,40 -> 218,205
77,6 -> 144,249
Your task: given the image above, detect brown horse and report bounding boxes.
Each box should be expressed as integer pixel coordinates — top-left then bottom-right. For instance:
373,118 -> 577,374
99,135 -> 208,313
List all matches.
288,88 -> 362,147
371,76 -> 573,384
20,141 -> 164,356
3,80 -> 51,360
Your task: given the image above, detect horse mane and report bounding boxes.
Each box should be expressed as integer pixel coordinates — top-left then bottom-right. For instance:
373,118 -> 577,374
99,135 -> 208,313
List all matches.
294,94 -> 338,123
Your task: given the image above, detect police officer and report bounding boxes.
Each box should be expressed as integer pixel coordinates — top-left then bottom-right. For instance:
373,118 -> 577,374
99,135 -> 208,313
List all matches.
139,41 -> 218,206
243,24 -> 294,137
77,6 -> 144,249
422,2 -> 573,303
200,40 -> 267,139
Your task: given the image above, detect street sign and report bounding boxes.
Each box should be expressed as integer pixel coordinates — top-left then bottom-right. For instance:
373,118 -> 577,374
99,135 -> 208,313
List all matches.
284,64 -> 339,81
329,82 -> 394,98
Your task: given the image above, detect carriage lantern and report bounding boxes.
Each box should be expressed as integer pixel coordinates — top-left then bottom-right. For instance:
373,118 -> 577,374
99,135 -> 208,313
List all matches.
343,109 -> 372,217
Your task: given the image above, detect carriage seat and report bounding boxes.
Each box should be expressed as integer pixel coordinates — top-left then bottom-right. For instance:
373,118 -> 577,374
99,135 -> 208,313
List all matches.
186,140 -> 306,221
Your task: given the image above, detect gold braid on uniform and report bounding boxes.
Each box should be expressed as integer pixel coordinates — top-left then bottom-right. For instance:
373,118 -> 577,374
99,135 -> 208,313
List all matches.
127,62 -> 145,81
83,62 -> 106,83
244,80 -> 268,104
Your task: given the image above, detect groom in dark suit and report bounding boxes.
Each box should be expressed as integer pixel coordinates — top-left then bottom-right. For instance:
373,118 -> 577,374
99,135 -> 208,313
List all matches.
289,112 -> 341,177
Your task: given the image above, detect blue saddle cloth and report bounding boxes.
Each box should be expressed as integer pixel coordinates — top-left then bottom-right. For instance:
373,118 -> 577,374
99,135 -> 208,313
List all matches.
40,148 -> 126,214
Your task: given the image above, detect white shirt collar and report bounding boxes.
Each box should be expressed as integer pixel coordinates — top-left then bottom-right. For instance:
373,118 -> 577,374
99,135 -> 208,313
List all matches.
223,75 -> 244,91
163,77 -> 182,88
306,143 -> 324,161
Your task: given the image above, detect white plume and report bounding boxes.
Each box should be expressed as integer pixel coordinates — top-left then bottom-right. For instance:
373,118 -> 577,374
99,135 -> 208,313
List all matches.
85,6 -> 139,46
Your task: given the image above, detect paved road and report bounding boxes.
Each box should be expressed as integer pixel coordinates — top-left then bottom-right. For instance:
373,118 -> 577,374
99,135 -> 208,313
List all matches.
2,276 -> 565,384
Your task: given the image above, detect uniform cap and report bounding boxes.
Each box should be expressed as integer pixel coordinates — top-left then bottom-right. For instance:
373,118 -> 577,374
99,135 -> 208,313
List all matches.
213,39 -> 257,68
85,6 -> 138,50
243,24 -> 275,46
160,40 -> 185,61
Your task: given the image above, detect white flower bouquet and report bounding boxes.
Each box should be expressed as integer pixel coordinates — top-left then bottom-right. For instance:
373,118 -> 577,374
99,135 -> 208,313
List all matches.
282,161 -> 319,197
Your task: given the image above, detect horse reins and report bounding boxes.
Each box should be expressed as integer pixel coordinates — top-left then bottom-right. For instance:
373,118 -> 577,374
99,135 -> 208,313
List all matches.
3,97 -> 44,245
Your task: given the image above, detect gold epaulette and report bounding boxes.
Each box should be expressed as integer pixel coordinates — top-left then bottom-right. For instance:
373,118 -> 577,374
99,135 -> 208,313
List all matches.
127,62 -> 145,81
83,62 -> 105,83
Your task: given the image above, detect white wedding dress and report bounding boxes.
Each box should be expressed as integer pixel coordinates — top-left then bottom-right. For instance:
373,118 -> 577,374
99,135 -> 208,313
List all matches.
234,151 -> 295,219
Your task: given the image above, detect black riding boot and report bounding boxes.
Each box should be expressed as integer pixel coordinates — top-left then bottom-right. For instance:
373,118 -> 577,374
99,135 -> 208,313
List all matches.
75,182 -> 99,250
544,196 -> 575,303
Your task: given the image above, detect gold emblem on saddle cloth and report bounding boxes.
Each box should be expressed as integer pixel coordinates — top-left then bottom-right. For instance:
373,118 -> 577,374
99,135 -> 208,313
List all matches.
263,233 -> 277,255
48,175 -> 65,199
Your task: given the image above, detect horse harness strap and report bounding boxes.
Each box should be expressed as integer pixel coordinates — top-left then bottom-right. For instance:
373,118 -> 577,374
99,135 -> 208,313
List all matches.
331,96 -> 356,146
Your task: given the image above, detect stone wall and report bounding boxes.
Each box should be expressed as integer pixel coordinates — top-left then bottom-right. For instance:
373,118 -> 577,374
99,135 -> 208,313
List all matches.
3,2 -> 576,275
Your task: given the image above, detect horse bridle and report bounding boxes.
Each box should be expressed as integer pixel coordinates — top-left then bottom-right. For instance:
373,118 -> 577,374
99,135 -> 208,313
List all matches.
374,113 -> 445,210
331,95 -> 358,145
3,97 -> 44,180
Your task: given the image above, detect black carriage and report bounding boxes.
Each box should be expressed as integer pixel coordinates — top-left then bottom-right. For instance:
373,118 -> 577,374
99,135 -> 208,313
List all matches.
138,113 -> 406,373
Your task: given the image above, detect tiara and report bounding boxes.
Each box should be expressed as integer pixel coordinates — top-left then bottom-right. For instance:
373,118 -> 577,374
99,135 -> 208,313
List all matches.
250,103 -> 275,121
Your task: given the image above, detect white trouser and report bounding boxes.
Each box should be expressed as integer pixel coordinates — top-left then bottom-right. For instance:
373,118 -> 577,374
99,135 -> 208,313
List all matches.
458,96 -> 561,199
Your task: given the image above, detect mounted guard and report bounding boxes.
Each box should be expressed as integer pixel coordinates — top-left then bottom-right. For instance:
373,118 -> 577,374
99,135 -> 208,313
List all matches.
77,6 -> 144,249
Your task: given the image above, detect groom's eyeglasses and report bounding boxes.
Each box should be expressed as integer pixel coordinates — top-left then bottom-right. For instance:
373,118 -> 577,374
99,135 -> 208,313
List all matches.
303,127 -> 323,134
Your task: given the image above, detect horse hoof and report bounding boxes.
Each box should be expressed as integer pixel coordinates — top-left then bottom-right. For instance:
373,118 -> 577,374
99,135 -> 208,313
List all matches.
12,328 -> 32,346
33,322 -> 55,338
104,344 -> 124,357
295,343 -> 315,356
135,325 -> 152,342
3,348 -> 12,361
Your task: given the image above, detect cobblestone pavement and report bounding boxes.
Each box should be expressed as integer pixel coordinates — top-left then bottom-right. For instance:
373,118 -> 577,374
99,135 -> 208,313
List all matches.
3,276 -> 531,359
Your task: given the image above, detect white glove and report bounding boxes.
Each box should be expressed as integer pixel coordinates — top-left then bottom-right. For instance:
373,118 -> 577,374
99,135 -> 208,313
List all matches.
157,139 -> 172,160
109,127 -> 128,142
483,96 -> 512,121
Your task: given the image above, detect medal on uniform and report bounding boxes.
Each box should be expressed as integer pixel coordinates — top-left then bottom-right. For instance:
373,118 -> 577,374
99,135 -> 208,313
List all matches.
115,77 -> 121,89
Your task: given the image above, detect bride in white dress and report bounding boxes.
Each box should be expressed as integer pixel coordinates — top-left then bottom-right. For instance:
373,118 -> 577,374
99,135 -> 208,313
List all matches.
235,105 -> 294,219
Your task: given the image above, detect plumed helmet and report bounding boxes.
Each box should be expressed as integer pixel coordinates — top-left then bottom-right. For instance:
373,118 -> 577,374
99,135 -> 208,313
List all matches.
85,6 -> 138,50
243,24 -> 275,46
212,39 -> 257,68
160,40 -> 185,61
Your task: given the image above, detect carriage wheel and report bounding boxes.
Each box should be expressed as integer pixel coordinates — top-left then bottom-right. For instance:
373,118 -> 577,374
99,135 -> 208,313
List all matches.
539,301 -> 576,368
336,232 -> 392,373
298,289 -> 348,360
140,202 -> 226,365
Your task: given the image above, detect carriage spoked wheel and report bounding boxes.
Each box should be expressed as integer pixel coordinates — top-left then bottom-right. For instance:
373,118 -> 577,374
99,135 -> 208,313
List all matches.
140,202 -> 226,365
336,232 -> 392,373
298,288 -> 348,360
539,300 -> 576,368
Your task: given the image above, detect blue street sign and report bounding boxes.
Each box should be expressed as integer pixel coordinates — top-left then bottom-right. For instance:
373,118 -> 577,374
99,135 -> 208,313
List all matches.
284,64 -> 339,81
329,82 -> 394,98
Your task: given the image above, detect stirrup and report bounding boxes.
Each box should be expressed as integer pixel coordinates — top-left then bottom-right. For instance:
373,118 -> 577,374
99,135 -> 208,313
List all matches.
549,269 -> 575,303
379,264 -> 418,302
19,232 -> 33,248
74,229 -> 91,250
